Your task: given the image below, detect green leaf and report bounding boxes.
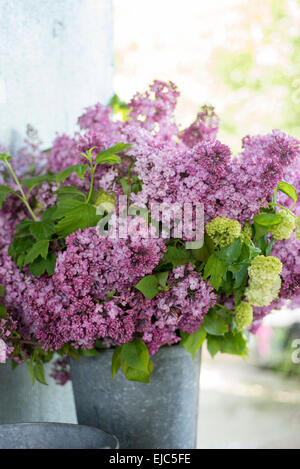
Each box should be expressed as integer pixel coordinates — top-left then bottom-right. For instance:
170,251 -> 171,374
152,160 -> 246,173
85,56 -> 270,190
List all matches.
253,213 -> 284,227
112,346 -> 122,378
26,360 -> 35,385
203,252 -> 227,290
203,309 -> 229,336
265,238 -> 276,256
29,221 -> 55,241
55,164 -> 89,184
135,275 -> 159,299
54,198 -> 84,219
29,253 -> 57,276
219,332 -> 248,356
0,303 -> 7,319
277,180 -> 298,202
0,185 -> 14,208
21,173 -> 55,190
218,238 -> 242,265
156,271 -> 169,288
207,335 -> 221,357
80,147 -> 94,164
0,152 -> 12,161
120,177 -> 131,196
180,327 -> 207,358
163,245 -> 191,268
0,285 -> 5,296
122,361 -> 153,383
191,243 -> 211,263
34,362 -> 48,385
121,338 -> 150,371
55,186 -> 86,203
42,207 -> 59,222
120,338 -> 153,383
229,264 -> 249,289
56,203 -> 101,237
96,143 -> 131,165
24,240 -> 49,265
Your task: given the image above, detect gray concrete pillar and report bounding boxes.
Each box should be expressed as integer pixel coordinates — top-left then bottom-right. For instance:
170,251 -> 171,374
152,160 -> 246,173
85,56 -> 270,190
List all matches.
0,0 -> 113,423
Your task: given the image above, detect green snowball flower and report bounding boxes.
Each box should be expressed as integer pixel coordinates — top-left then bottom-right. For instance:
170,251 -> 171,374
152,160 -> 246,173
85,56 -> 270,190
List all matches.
270,210 -> 295,240
245,255 -> 282,307
205,216 -> 241,248
295,215 -> 300,241
247,255 -> 282,286
235,302 -> 253,331
243,222 -> 253,239
245,277 -> 281,307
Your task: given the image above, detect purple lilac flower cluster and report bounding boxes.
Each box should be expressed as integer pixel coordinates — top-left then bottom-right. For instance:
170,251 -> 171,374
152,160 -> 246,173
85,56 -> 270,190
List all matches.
0,80 -> 299,374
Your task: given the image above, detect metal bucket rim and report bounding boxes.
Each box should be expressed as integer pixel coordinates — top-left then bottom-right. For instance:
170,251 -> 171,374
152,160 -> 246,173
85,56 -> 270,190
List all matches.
0,422 -> 119,449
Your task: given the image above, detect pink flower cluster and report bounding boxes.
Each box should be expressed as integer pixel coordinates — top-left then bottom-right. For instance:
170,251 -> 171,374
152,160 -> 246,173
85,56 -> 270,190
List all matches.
0,80 -> 299,364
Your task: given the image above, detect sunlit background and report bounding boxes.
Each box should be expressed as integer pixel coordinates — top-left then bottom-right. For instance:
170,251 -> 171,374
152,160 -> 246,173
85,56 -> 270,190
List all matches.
114,0 -> 300,449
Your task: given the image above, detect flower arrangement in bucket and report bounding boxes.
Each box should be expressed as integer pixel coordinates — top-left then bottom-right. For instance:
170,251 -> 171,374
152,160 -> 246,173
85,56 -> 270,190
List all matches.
0,80 -> 299,386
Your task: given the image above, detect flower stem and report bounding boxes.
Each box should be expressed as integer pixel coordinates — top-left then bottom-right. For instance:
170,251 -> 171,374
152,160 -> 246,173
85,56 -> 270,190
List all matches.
4,160 -> 38,221
86,166 -> 95,204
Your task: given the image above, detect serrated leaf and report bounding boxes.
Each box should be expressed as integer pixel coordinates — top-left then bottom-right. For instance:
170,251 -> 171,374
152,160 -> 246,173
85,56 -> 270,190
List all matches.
203,310 -> 229,336
218,238 -> 242,265
163,246 -> 190,268
55,164 -> 89,184
55,198 -> 84,219
135,275 -> 159,299
277,181 -> 298,202
203,252 -> 227,290
29,221 -> 55,241
55,186 -> 86,203
21,173 -> 55,190
180,327 -> 207,358
56,203 -> 101,237
42,207 -> 59,222
96,143 -> 131,165
219,331 -> 248,356
24,240 -> 49,265
29,253 -> 57,276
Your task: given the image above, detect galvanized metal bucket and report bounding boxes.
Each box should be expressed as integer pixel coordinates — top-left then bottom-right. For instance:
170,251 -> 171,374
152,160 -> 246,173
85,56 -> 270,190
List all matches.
71,345 -> 201,449
0,423 -> 119,449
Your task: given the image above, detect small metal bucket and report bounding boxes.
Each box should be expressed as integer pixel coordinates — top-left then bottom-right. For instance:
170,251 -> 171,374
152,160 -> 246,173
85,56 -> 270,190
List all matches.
0,423 -> 119,449
71,345 -> 201,449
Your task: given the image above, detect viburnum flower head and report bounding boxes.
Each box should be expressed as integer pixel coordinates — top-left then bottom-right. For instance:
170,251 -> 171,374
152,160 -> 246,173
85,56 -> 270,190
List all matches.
247,255 -> 282,285
234,302 -> 253,331
205,217 -> 242,248
271,210 -> 296,240
295,215 -> 300,241
245,255 -> 282,307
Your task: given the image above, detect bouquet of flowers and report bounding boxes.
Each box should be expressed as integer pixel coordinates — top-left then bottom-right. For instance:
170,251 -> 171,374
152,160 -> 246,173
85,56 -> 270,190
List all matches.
0,81 -> 299,384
